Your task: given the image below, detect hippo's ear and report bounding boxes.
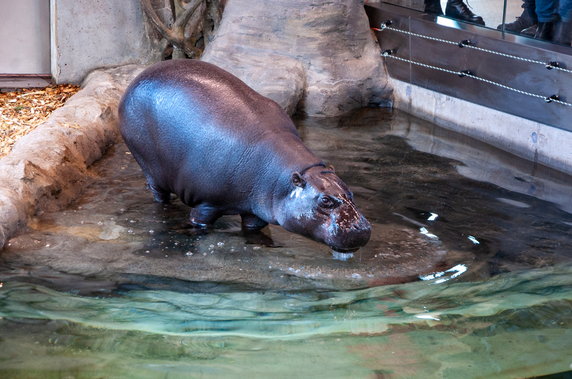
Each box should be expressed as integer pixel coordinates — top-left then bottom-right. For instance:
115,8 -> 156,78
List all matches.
292,172 -> 306,188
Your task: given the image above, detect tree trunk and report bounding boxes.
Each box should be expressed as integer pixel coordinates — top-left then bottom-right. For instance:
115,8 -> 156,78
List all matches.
140,0 -> 221,59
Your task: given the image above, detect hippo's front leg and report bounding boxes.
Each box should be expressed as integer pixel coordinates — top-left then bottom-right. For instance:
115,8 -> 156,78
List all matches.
241,213 -> 269,231
189,204 -> 223,228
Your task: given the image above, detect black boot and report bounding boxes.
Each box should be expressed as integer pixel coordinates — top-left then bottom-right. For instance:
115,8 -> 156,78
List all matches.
534,21 -> 555,40
445,0 -> 485,25
497,1 -> 537,32
553,20 -> 572,45
424,0 -> 443,15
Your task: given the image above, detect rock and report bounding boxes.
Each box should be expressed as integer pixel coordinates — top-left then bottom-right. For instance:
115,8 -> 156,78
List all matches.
201,0 -> 391,116
0,65 -> 145,250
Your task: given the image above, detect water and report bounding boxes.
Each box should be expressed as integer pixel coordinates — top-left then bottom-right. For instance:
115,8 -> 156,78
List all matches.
1,108 -> 571,378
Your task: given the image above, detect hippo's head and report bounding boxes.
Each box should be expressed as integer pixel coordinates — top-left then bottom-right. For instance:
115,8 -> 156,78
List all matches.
276,164 -> 371,252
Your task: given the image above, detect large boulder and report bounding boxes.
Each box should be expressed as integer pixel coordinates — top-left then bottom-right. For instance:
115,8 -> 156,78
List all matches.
202,0 -> 391,116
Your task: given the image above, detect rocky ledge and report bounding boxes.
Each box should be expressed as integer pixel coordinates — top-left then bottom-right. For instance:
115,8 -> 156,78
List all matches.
0,65 -> 145,250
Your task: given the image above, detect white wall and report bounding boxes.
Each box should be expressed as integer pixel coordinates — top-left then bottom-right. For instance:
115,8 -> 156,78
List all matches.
0,0 -> 51,74
390,78 -> 572,177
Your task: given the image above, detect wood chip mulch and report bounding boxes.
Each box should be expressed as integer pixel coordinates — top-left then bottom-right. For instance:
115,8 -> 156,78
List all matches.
0,84 -> 80,158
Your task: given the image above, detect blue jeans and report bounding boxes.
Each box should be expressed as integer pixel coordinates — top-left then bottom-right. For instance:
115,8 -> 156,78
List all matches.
536,0 -> 572,22
560,0 -> 572,21
536,0 -> 558,22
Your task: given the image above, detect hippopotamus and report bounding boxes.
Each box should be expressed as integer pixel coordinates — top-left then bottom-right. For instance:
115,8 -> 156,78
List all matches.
118,60 -> 371,252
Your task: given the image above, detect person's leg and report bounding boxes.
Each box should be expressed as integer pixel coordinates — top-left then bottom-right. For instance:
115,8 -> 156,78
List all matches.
536,0 -> 558,21
554,0 -> 572,44
560,0 -> 572,20
526,0 -> 539,21
424,0 -> 443,15
534,0 -> 558,39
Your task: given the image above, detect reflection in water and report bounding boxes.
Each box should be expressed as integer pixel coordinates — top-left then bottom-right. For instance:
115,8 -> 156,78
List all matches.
467,235 -> 480,245
427,212 -> 439,221
331,251 -> 355,261
1,108 -> 572,378
419,263 -> 468,283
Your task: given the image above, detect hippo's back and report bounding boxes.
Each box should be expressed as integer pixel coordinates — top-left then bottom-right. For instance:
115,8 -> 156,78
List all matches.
119,59 -> 296,151
118,60 -> 312,207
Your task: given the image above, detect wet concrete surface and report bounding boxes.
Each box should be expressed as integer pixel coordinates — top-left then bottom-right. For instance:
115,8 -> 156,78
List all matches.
1,140 -> 447,291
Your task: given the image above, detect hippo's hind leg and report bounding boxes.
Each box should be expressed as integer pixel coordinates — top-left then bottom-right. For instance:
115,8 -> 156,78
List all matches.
130,149 -> 171,203
147,181 -> 171,203
190,204 -> 223,228
143,174 -> 171,203
241,213 -> 268,231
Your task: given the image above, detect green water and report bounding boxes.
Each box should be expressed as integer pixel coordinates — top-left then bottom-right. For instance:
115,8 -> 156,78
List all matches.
1,108 -> 572,378
1,264 -> 571,378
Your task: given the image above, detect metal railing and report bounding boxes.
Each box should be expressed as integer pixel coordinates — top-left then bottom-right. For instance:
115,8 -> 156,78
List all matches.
376,20 -> 572,107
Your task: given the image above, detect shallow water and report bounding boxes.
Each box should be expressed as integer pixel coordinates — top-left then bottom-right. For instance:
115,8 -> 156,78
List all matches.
1,108 -> 572,378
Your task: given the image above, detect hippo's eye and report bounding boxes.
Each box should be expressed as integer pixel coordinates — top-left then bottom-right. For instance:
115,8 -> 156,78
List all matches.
318,196 -> 338,209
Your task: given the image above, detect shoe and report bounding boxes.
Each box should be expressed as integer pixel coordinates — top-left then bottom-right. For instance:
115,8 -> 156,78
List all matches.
445,0 -> 485,26
424,0 -> 443,15
553,20 -> 572,45
497,9 -> 537,32
521,24 -> 537,36
534,22 -> 554,40
497,0 -> 537,32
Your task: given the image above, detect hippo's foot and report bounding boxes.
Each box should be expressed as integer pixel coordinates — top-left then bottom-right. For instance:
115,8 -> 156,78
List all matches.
241,213 -> 268,231
189,204 -> 222,229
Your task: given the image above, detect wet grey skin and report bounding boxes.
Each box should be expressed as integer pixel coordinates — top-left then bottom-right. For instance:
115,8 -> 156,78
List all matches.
277,164 -> 371,252
118,60 -> 371,252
